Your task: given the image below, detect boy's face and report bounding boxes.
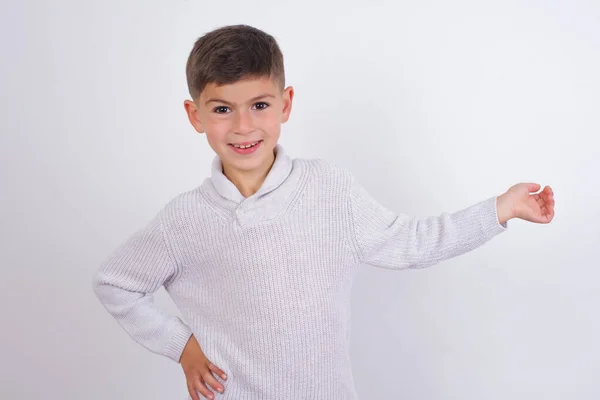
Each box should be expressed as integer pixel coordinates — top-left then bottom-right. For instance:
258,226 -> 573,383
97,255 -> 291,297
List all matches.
184,76 -> 294,175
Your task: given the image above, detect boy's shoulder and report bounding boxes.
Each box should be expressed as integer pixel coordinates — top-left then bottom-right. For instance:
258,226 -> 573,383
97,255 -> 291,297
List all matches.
154,184 -> 211,224
292,155 -> 354,183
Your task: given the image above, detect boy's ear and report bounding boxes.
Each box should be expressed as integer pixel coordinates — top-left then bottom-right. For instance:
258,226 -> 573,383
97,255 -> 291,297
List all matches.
281,86 -> 294,124
183,99 -> 205,134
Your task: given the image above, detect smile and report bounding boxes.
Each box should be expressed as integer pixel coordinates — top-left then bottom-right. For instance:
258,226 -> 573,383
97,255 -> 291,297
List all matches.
229,140 -> 262,149
228,140 -> 263,154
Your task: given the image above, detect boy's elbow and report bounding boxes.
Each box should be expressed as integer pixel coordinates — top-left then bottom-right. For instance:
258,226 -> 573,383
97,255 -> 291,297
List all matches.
91,271 -> 105,300
91,270 -> 113,302
409,258 -> 439,270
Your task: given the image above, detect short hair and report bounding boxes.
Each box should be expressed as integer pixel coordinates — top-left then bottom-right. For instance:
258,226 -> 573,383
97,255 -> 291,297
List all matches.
185,24 -> 285,101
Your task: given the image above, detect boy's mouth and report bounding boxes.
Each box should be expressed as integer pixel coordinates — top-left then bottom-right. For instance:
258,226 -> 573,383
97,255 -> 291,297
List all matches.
228,140 -> 263,154
229,140 -> 262,149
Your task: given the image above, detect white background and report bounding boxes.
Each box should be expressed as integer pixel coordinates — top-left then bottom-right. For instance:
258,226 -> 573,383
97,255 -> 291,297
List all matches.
2,0 -> 599,399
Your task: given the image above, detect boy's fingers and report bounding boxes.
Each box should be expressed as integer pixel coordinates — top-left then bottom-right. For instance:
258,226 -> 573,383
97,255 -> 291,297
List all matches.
208,362 -> 228,380
196,380 -> 215,399
203,370 -> 225,395
187,382 -> 200,400
190,377 -> 215,400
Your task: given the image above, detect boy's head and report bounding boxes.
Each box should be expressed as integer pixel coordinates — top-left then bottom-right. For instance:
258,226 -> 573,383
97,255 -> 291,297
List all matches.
183,25 -> 294,177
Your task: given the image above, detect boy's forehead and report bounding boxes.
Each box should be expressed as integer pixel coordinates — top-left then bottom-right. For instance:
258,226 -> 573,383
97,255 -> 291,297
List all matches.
200,76 -> 279,105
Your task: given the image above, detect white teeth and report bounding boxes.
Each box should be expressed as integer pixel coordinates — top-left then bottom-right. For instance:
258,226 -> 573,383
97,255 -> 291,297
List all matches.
232,141 -> 259,149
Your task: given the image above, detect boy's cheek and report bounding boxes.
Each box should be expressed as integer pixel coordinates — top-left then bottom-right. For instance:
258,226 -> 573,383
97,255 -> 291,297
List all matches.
205,121 -> 233,137
261,112 -> 283,129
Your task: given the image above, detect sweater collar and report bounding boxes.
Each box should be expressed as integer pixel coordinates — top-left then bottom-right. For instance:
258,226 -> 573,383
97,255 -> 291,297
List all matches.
210,144 -> 293,204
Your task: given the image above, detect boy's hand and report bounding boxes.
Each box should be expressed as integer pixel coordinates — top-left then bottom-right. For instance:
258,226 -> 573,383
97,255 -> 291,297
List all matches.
180,334 -> 227,400
497,183 -> 555,225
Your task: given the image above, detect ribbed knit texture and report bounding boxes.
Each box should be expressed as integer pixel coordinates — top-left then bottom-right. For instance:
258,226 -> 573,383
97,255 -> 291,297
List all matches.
93,145 -> 508,399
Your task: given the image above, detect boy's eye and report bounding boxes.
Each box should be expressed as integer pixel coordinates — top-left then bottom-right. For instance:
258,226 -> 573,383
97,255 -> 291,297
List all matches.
213,106 -> 230,114
212,102 -> 269,114
253,102 -> 270,110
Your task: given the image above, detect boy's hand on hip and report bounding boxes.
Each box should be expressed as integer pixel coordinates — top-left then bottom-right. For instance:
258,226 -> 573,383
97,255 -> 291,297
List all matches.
497,183 -> 555,225
180,334 -> 227,400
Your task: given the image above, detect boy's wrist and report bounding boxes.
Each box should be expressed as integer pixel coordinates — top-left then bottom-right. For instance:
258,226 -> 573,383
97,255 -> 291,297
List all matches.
496,193 -> 516,225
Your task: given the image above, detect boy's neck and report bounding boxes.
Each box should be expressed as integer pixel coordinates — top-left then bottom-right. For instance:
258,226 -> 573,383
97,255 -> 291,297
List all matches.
222,150 -> 276,198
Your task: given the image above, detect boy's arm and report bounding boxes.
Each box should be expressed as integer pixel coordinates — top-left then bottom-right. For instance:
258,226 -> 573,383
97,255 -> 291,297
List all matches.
347,176 -> 508,269
92,209 -> 192,363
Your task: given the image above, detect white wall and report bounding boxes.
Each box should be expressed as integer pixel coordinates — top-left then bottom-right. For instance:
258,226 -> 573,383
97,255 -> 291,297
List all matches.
2,0 -> 599,399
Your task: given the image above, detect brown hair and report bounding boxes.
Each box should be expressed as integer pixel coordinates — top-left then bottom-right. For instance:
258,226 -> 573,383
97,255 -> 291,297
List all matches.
185,24 -> 285,101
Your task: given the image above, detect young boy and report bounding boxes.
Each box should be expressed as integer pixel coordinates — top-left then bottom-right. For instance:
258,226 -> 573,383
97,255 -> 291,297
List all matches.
92,24 -> 555,400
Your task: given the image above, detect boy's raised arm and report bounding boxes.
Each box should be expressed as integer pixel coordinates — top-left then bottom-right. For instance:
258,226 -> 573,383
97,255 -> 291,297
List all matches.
92,209 -> 192,363
347,175 -> 508,270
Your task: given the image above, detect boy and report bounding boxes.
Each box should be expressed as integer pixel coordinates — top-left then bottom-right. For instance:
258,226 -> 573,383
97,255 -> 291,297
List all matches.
92,24 -> 555,400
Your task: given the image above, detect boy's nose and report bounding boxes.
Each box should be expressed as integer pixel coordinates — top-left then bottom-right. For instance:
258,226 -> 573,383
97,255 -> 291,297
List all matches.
232,111 -> 255,135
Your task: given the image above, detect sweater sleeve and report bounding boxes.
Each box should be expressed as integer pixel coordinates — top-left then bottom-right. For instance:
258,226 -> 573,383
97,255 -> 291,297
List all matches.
92,209 -> 192,363
348,176 -> 508,269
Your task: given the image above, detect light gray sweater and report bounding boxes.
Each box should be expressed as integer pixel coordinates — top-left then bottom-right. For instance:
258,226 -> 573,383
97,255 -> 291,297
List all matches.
92,145 -> 507,399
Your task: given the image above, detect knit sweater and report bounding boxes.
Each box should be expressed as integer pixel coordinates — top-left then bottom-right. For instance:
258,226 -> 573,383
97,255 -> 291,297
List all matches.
92,145 -> 508,399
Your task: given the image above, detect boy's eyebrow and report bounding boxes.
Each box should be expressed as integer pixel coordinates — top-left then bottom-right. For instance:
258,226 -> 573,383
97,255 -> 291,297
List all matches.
205,94 -> 276,106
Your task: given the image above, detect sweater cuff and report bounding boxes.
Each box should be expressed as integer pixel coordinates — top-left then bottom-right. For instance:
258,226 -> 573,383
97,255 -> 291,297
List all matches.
164,319 -> 193,363
480,196 -> 508,239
